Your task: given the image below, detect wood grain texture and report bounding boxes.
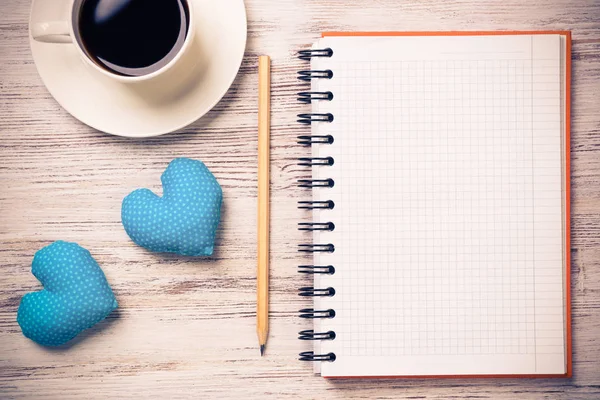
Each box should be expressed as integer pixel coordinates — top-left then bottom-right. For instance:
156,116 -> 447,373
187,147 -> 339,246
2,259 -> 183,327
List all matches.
1,0 -> 599,398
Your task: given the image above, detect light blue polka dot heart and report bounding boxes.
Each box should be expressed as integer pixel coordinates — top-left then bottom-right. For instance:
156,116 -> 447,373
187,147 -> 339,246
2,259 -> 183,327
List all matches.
17,241 -> 118,347
121,158 -> 223,256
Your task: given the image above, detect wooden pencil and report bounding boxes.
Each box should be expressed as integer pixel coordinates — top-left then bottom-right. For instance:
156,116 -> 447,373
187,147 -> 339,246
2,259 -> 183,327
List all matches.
257,55 -> 271,356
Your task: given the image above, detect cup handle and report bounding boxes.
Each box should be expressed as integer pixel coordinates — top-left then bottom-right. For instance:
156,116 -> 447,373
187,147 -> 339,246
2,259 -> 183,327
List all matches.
31,21 -> 72,43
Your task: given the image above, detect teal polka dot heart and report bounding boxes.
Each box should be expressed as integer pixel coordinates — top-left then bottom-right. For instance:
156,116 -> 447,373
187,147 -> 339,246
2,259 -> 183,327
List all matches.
17,241 -> 118,346
121,158 -> 223,256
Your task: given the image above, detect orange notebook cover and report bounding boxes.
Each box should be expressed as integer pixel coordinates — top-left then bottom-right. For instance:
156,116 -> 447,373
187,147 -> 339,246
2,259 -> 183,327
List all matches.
302,31 -> 571,378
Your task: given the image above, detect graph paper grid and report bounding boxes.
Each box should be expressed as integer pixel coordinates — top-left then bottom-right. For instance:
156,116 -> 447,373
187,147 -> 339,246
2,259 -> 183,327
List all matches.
310,34 -> 567,377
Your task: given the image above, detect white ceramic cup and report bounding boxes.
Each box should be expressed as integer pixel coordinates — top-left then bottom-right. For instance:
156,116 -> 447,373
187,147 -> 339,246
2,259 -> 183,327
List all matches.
31,0 -> 198,86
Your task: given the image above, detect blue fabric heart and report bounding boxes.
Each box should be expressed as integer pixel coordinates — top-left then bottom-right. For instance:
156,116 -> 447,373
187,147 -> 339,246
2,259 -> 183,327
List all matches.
121,158 -> 223,256
17,241 -> 118,346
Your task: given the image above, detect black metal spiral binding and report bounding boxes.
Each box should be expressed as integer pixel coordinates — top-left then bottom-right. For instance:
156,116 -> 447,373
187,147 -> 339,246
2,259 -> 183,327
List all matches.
298,222 -> 335,231
298,179 -> 334,188
298,265 -> 335,274
298,70 -> 333,81
299,308 -> 336,319
297,113 -> 334,124
298,200 -> 335,210
298,48 -> 333,61
299,265 -> 335,275
297,135 -> 334,145
298,91 -> 334,103
298,157 -> 334,166
299,287 -> 336,297
297,49 -> 337,363
298,330 -> 336,340
299,351 -> 337,362
298,244 -> 335,253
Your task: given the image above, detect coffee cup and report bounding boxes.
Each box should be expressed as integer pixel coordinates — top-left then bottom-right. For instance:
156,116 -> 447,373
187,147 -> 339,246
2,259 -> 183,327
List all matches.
31,0 -> 199,88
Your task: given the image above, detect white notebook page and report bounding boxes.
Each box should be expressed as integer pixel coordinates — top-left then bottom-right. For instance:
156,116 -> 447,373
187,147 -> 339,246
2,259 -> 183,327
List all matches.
310,34 -> 567,377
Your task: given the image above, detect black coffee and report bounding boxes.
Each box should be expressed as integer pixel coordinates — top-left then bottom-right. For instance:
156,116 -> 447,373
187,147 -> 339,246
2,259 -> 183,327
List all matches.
78,0 -> 189,76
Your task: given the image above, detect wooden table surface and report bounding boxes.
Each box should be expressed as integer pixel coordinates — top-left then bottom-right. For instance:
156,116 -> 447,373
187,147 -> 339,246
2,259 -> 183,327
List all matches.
1,0 -> 599,398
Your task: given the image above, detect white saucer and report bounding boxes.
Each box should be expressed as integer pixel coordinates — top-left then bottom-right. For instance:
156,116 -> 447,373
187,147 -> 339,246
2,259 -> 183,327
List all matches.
29,0 -> 247,137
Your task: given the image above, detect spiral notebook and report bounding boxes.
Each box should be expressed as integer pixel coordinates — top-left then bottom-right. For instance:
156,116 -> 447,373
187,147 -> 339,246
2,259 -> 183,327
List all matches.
297,31 -> 571,378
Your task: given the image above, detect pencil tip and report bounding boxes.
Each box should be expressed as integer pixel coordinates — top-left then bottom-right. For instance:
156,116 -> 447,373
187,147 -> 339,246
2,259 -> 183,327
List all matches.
260,345 -> 265,356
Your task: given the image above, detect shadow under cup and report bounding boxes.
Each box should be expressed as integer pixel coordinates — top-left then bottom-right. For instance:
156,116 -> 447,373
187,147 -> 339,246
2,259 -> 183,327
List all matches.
72,0 -> 191,77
